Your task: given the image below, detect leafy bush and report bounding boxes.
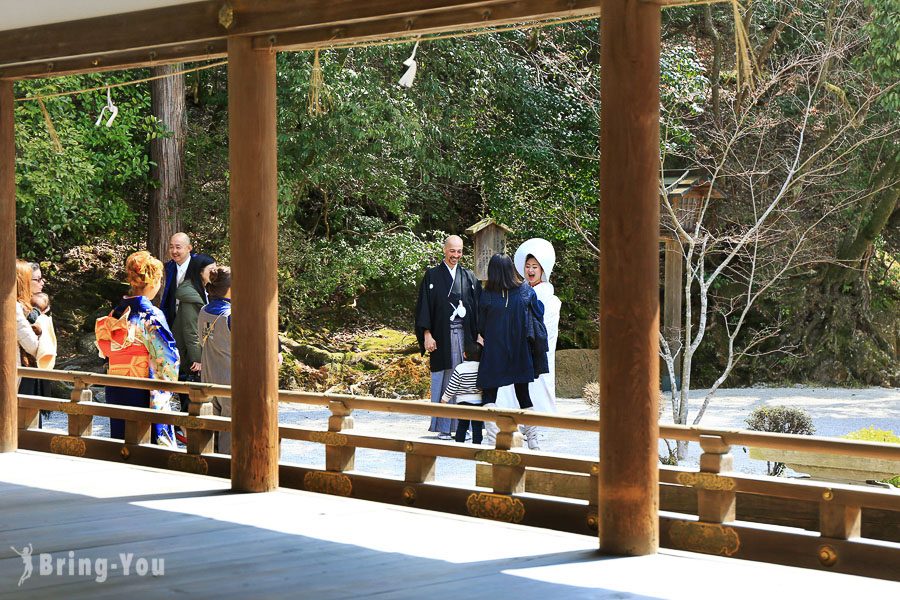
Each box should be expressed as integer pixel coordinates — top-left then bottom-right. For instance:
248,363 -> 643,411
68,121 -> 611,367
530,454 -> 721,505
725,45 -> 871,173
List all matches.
15,73 -> 165,258
746,406 -> 816,476
278,227 -> 444,323
841,427 -> 900,487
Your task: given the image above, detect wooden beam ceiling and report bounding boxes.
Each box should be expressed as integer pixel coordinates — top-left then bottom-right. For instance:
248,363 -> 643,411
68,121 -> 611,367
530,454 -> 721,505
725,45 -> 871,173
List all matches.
0,0 -> 600,80
261,0 -> 600,52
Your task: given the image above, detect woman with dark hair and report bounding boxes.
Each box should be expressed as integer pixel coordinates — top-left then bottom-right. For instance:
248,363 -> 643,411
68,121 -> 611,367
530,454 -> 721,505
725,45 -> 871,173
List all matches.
476,254 -> 547,413
199,266 -> 233,453
171,255 -> 216,432
173,254 -> 216,382
492,238 -> 561,450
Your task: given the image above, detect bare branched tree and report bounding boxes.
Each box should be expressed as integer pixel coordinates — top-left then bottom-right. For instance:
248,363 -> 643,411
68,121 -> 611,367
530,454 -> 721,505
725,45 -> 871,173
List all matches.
658,1 -> 900,460
517,2 -> 899,463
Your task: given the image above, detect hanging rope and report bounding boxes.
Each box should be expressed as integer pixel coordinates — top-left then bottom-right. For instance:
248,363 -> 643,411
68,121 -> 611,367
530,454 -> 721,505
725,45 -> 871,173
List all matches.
307,48 -> 327,116
12,0 -> 755,152
36,97 -> 63,153
731,0 -> 760,90
319,13 -> 598,53
14,0 -> 751,104
15,60 -> 228,103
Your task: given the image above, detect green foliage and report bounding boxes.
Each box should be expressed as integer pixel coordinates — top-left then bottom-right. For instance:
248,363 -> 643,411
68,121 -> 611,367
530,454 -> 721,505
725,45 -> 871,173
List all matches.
8,8 -> 897,389
278,226 -> 444,323
746,406 -> 816,476
746,406 -> 816,435
14,73 -> 165,258
659,44 -> 709,154
858,0 -> 900,112
180,77 -> 230,254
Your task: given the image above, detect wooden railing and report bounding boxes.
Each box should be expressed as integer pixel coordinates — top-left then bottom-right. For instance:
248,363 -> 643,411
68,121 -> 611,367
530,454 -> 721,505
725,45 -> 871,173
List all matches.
15,366 -> 900,581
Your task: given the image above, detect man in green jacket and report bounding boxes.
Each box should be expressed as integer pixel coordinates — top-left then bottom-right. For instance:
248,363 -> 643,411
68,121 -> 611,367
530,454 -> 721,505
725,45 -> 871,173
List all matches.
169,253 -> 215,439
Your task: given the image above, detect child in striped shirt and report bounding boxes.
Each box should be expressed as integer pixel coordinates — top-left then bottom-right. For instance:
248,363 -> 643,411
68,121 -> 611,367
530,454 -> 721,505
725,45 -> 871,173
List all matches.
441,341 -> 484,444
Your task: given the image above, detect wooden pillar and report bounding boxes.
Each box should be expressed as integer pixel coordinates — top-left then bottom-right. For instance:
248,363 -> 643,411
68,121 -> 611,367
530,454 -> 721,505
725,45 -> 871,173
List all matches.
0,80 -> 16,453
228,37 -> 279,492
598,0 -> 661,555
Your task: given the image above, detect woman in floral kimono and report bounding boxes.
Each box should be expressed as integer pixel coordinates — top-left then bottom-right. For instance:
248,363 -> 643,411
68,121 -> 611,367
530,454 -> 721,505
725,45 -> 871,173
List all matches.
95,251 -> 180,446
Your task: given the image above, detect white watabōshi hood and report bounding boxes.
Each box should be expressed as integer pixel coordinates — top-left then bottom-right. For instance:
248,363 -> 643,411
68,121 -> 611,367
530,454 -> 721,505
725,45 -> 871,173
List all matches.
514,238 -> 556,283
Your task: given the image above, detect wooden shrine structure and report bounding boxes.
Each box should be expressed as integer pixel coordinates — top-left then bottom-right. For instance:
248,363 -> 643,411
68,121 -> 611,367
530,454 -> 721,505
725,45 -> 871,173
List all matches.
0,0 -> 898,586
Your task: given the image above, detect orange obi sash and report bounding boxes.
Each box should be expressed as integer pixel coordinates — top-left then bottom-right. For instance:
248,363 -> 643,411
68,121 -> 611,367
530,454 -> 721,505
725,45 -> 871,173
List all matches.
96,307 -> 151,379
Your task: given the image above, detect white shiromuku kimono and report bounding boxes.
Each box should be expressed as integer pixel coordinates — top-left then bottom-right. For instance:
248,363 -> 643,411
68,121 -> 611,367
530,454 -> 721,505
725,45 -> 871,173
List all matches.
495,238 -> 561,414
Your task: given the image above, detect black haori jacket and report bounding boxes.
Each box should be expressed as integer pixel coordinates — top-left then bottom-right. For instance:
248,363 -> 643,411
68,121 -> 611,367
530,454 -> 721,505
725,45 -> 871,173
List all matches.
414,262 -> 481,373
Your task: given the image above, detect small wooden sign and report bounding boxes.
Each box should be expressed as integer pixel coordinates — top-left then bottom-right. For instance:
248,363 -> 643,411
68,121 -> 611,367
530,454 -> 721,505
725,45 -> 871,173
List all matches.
465,218 -> 513,281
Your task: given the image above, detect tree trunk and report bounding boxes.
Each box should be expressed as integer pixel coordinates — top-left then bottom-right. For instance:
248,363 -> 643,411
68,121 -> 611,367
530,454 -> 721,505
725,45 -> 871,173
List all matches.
148,65 -> 186,261
823,156 -> 899,290
801,156 -> 899,360
701,6 -> 722,124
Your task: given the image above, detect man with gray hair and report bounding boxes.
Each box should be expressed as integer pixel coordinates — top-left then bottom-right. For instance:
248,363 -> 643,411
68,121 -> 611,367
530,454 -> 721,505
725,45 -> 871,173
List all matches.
414,235 -> 481,439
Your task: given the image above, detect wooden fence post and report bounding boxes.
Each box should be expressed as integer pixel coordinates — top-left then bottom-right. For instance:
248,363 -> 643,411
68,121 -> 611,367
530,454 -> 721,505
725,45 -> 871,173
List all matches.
325,400 -> 355,472
405,452 -> 436,484
492,416 -> 525,494
67,377 -> 93,438
819,490 -> 861,540
697,434 -> 736,523
186,387 -> 214,455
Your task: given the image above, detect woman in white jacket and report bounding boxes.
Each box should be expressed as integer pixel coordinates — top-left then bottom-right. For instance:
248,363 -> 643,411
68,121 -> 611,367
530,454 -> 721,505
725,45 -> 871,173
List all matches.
489,239 -> 561,450
15,260 -> 40,389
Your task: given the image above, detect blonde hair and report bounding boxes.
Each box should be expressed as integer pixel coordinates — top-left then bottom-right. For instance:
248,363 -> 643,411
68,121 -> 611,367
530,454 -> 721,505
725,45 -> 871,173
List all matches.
125,251 -> 163,294
15,259 -> 33,309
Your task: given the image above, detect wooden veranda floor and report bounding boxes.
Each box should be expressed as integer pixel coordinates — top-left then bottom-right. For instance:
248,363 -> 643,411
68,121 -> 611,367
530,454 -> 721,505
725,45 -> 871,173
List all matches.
0,452 -> 898,599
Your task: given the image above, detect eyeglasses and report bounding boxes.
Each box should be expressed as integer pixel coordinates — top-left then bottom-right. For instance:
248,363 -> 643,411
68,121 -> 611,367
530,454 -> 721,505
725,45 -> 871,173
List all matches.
31,277 -> 45,283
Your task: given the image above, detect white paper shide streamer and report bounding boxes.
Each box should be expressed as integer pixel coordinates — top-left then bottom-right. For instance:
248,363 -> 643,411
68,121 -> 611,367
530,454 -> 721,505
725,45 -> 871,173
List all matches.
398,40 -> 420,88
95,88 -> 118,127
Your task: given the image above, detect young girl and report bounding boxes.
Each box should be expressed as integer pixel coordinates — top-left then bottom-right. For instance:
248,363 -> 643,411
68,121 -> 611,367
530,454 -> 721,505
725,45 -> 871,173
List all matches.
440,341 -> 484,444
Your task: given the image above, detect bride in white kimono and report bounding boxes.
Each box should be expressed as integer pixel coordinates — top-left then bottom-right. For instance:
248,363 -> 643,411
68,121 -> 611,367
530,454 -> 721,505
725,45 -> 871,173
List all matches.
486,238 -> 561,450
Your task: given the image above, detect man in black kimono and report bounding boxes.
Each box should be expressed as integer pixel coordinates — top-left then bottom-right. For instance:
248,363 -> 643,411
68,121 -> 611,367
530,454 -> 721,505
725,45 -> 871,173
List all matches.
414,235 -> 481,439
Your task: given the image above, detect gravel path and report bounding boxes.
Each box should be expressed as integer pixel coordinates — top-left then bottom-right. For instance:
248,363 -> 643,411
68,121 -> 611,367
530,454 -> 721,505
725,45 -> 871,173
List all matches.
42,386 -> 900,486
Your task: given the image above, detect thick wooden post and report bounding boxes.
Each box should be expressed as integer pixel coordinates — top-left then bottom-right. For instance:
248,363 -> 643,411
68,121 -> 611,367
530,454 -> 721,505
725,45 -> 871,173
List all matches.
228,37 -> 279,492
598,0 -> 661,555
0,80 -> 16,453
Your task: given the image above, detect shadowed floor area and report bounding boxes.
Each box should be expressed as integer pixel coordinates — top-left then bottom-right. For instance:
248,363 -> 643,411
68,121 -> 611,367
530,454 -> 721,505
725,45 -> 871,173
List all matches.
0,451 -> 897,598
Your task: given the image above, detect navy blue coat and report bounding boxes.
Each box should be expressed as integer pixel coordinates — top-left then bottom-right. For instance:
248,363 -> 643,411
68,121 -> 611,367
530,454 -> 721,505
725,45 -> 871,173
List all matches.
476,282 -> 545,390
160,258 -> 181,327
160,253 -> 214,327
